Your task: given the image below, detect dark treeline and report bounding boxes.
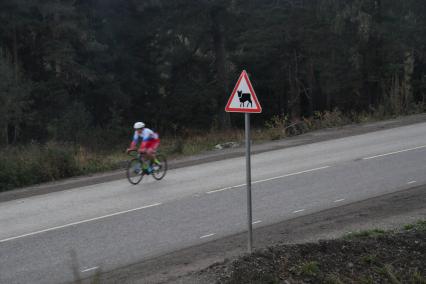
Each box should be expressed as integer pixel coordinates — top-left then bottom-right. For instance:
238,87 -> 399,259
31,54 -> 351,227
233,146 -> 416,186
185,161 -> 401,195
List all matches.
0,0 -> 425,147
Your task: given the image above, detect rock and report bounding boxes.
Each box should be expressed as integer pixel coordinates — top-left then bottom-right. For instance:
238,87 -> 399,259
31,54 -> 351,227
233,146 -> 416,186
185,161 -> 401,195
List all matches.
214,144 -> 223,150
214,142 -> 240,150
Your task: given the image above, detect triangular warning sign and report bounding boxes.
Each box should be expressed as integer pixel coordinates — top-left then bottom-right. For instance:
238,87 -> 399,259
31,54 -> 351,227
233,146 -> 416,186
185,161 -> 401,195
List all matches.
225,70 -> 262,113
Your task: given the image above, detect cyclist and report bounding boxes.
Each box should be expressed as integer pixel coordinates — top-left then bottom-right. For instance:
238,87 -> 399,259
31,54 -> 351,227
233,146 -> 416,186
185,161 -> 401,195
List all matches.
127,122 -> 160,174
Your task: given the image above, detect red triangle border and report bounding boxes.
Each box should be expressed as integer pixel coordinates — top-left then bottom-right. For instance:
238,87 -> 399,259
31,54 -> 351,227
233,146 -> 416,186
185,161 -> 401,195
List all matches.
225,70 -> 262,113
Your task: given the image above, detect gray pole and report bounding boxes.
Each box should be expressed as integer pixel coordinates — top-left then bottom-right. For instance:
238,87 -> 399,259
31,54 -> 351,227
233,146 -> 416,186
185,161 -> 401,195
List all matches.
245,113 -> 253,253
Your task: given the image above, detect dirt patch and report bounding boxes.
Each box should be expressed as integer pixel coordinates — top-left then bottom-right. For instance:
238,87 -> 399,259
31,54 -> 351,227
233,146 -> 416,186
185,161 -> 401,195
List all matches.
203,223 -> 426,283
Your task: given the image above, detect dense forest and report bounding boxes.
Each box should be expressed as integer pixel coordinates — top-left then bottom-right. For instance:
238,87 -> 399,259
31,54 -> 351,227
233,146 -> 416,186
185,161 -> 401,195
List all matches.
1,0 -> 425,148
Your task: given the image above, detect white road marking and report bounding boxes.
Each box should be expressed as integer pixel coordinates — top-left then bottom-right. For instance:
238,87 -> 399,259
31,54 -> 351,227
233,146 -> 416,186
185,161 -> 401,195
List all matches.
363,145 -> 426,160
81,267 -> 99,273
200,233 -> 215,239
0,203 -> 162,244
206,184 -> 245,194
334,199 -> 345,203
252,220 -> 262,225
206,166 -> 330,194
253,166 -> 331,185
293,209 -> 305,214
407,181 -> 417,184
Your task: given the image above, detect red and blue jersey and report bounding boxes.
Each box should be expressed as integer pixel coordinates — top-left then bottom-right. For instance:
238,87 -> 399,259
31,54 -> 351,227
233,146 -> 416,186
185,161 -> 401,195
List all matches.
130,128 -> 159,148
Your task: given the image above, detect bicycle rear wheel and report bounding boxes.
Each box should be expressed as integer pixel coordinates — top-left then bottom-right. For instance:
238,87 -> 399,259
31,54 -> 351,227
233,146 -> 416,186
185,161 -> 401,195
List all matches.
126,158 -> 144,185
152,154 -> 167,180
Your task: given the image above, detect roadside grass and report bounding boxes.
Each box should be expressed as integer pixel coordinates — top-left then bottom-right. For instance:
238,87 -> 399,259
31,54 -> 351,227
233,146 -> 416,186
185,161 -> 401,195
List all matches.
407,220 -> 426,231
401,220 -> 426,233
167,129 -> 245,156
296,261 -> 321,277
360,253 -> 378,265
343,228 -> 387,240
1,109 -> 425,192
377,264 -> 402,284
405,224 -> 416,230
359,275 -> 375,284
0,143 -> 126,192
324,274 -> 345,284
411,269 -> 426,284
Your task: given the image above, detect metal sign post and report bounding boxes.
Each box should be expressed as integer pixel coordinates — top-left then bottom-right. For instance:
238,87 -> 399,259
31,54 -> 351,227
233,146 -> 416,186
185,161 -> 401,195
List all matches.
225,70 -> 261,254
245,113 -> 253,253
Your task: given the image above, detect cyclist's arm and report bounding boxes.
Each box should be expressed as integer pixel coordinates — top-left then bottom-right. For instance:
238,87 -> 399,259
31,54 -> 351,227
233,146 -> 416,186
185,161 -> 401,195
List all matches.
129,132 -> 139,149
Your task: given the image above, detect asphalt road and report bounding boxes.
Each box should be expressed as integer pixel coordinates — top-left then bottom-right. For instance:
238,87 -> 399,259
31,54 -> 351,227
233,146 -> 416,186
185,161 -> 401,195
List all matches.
1,122 -> 426,284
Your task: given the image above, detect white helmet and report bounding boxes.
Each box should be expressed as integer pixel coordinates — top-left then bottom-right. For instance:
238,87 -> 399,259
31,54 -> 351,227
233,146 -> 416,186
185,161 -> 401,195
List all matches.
134,122 -> 145,129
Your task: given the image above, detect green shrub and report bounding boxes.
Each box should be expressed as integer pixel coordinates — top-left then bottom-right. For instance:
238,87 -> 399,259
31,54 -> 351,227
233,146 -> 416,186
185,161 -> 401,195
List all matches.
404,224 -> 415,230
265,115 -> 288,140
344,229 -> 387,240
378,264 -> 401,284
0,143 -> 121,192
361,254 -> 378,265
314,108 -> 350,128
298,261 -> 320,277
410,269 -> 426,284
325,274 -> 344,284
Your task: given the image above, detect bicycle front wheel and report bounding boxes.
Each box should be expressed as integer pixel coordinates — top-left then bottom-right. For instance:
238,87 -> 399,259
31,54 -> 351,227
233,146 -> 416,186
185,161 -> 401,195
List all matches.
152,154 -> 167,180
126,158 -> 144,185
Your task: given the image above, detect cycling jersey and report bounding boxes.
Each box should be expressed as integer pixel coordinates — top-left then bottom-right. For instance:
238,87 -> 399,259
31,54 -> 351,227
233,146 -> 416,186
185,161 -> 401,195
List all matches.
132,128 -> 159,144
130,128 -> 160,153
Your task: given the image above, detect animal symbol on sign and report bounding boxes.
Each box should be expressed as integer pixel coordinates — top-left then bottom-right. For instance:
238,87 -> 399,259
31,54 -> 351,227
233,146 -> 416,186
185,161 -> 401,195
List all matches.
237,90 -> 253,107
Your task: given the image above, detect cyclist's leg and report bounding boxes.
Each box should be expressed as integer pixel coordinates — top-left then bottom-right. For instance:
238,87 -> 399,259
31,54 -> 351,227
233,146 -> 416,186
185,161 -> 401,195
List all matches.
145,149 -> 155,165
138,143 -> 150,170
152,139 -> 161,164
144,139 -> 159,163
142,141 -> 158,172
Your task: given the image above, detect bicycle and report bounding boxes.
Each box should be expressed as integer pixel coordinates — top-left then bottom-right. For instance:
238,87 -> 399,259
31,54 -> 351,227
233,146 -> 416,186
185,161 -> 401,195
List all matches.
126,150 -> 168,185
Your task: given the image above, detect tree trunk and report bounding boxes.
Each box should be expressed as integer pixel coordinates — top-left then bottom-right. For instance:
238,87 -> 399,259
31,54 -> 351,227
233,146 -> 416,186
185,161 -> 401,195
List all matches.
12,124 -> 19,144
289,50 -> 301,120
403,50 -> 414,111
0,122 -> 8,146
390,73 -> 402,114
13,23 -> 18,83
210,6 -> 231,129
305,59 -> 315,116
